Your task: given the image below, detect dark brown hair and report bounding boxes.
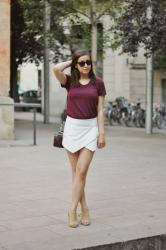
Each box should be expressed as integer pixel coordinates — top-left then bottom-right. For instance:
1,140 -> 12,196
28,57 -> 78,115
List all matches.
70,49 -> 96,87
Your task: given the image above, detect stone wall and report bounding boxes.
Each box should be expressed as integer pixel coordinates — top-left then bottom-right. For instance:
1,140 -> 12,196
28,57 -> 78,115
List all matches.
0,0 -> 10,96
103,49 -> 130,101
153,69 -> 166,104
130,68 -> 146,106
0,97 -> 14,139
0,0 -> 14,139
130,67 -> 166,107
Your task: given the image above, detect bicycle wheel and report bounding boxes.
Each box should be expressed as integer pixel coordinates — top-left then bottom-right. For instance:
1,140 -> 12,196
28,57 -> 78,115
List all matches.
156,114 -> 165,129
138,110 -> 145,128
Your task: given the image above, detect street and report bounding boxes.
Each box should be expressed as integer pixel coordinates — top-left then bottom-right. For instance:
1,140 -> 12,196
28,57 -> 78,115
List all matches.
0,113 -> 166,249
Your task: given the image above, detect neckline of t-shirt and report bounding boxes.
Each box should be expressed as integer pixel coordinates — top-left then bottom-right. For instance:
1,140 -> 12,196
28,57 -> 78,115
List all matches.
79,79 -> 91,86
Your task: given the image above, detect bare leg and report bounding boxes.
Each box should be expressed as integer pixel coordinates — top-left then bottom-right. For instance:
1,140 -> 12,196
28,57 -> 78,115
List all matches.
66,150 -> 88,210
66,148 -> 94,227
69,148 -> 94,212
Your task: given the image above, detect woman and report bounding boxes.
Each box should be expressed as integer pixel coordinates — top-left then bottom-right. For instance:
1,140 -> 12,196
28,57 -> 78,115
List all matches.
53,49 -> 106,228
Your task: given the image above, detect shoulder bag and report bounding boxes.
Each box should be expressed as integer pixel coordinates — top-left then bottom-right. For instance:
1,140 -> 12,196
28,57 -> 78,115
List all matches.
53,122 -> 64,148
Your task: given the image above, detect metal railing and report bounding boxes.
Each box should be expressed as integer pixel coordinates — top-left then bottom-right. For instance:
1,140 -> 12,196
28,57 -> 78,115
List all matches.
0,103 -> 42,145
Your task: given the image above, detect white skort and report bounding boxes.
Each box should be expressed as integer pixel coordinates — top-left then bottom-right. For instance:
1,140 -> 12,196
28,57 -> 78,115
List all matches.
62,116 -> 99,153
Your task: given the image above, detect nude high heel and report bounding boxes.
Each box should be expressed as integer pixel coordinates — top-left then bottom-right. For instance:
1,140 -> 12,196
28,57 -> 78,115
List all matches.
80,208 -> 91,226
68,210 -> 79,228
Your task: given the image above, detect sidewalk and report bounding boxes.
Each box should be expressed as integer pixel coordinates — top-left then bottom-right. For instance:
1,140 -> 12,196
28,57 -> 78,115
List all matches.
0,112 -> 166,250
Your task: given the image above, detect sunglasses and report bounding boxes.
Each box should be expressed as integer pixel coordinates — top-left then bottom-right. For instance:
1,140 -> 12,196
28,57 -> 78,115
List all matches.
77,60 -> 92,67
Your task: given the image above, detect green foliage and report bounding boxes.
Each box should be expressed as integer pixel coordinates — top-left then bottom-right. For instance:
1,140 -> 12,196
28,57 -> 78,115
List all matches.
12,0 -> 121,65
154,51 -> 166,69
11,0 -> 121,98
111,0 -> 166,59
11,0 -> 45,68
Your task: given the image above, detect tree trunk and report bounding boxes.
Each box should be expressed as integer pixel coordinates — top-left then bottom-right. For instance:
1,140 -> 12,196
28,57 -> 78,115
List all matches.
10,0 -> 20,103
146,54 -> 153,134
10,57 -> 19,103
146,4 -> 153,134
90,0 -> 97,74
43,0 -> 51,123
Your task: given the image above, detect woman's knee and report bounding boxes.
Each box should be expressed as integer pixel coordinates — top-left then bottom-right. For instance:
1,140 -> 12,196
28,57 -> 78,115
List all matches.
72,171 -> 76,180
76,166 -> 87,180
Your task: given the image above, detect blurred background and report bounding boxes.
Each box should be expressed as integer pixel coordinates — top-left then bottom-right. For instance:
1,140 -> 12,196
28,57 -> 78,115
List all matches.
0,0 -> 166,141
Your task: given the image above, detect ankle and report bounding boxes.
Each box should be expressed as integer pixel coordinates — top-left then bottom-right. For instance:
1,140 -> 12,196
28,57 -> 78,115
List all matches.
68,210 -> 78,228
69,207 -> 77,213
81,206 -> 89,212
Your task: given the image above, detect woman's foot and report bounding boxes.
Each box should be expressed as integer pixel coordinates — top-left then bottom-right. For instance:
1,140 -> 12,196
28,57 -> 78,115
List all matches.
80,207 -> 91,226
68,209 -> 79,228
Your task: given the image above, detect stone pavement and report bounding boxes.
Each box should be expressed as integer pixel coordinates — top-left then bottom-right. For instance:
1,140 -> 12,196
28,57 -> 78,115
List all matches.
0,112 -> 166,250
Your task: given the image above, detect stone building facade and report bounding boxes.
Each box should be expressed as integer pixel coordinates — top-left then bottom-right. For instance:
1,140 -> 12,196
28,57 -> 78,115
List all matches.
18,16 -> 166,117
0,0 -> 10,96
19,47 -> 166,118
103,48 -> 166,107
0,0 -> 14,139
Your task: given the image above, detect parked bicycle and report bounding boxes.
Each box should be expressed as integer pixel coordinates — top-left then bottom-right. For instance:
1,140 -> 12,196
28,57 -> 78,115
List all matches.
105,98 -> 166,129
104,101 -> 121,126
152,103 -> 165,129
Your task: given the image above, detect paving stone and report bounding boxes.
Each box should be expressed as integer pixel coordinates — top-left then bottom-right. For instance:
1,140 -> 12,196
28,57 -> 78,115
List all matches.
0,216 -> 57,230
0,117 -> 166,249
0,228 -> 60,247
0,226 -> 9,232
110,220 -> 166,243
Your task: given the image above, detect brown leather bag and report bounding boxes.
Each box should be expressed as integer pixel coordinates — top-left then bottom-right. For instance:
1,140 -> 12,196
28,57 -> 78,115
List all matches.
53,123 -> 64,148
53,131 -> 63,148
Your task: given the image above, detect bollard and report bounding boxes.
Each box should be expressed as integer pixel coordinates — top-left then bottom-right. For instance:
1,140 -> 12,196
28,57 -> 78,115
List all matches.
33,108 -> 37,146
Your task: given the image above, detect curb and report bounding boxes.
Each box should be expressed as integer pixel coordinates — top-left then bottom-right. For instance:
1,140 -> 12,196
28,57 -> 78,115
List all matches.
74,234 -> 166,250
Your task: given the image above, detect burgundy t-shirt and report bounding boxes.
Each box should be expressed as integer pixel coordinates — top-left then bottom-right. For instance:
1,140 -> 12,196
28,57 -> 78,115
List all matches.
61,75 -> 106,119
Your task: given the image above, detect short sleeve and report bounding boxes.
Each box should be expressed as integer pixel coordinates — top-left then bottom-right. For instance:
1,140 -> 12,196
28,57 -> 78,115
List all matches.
61,74 -> 71,90
96,78 -> 106,96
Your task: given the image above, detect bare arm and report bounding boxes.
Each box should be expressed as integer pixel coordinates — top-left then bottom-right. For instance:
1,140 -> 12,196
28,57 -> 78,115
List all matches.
97,96 -> 106,149
53,60 -> 72,85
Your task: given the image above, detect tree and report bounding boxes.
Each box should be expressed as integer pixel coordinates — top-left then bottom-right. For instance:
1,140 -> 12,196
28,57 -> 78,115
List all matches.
11,0 -> 67,102
11,0 -> 43,101
110,0 -> 166,134
11,0 -> 121,101
52,0 -> 121,74
111,0 -> 166,58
